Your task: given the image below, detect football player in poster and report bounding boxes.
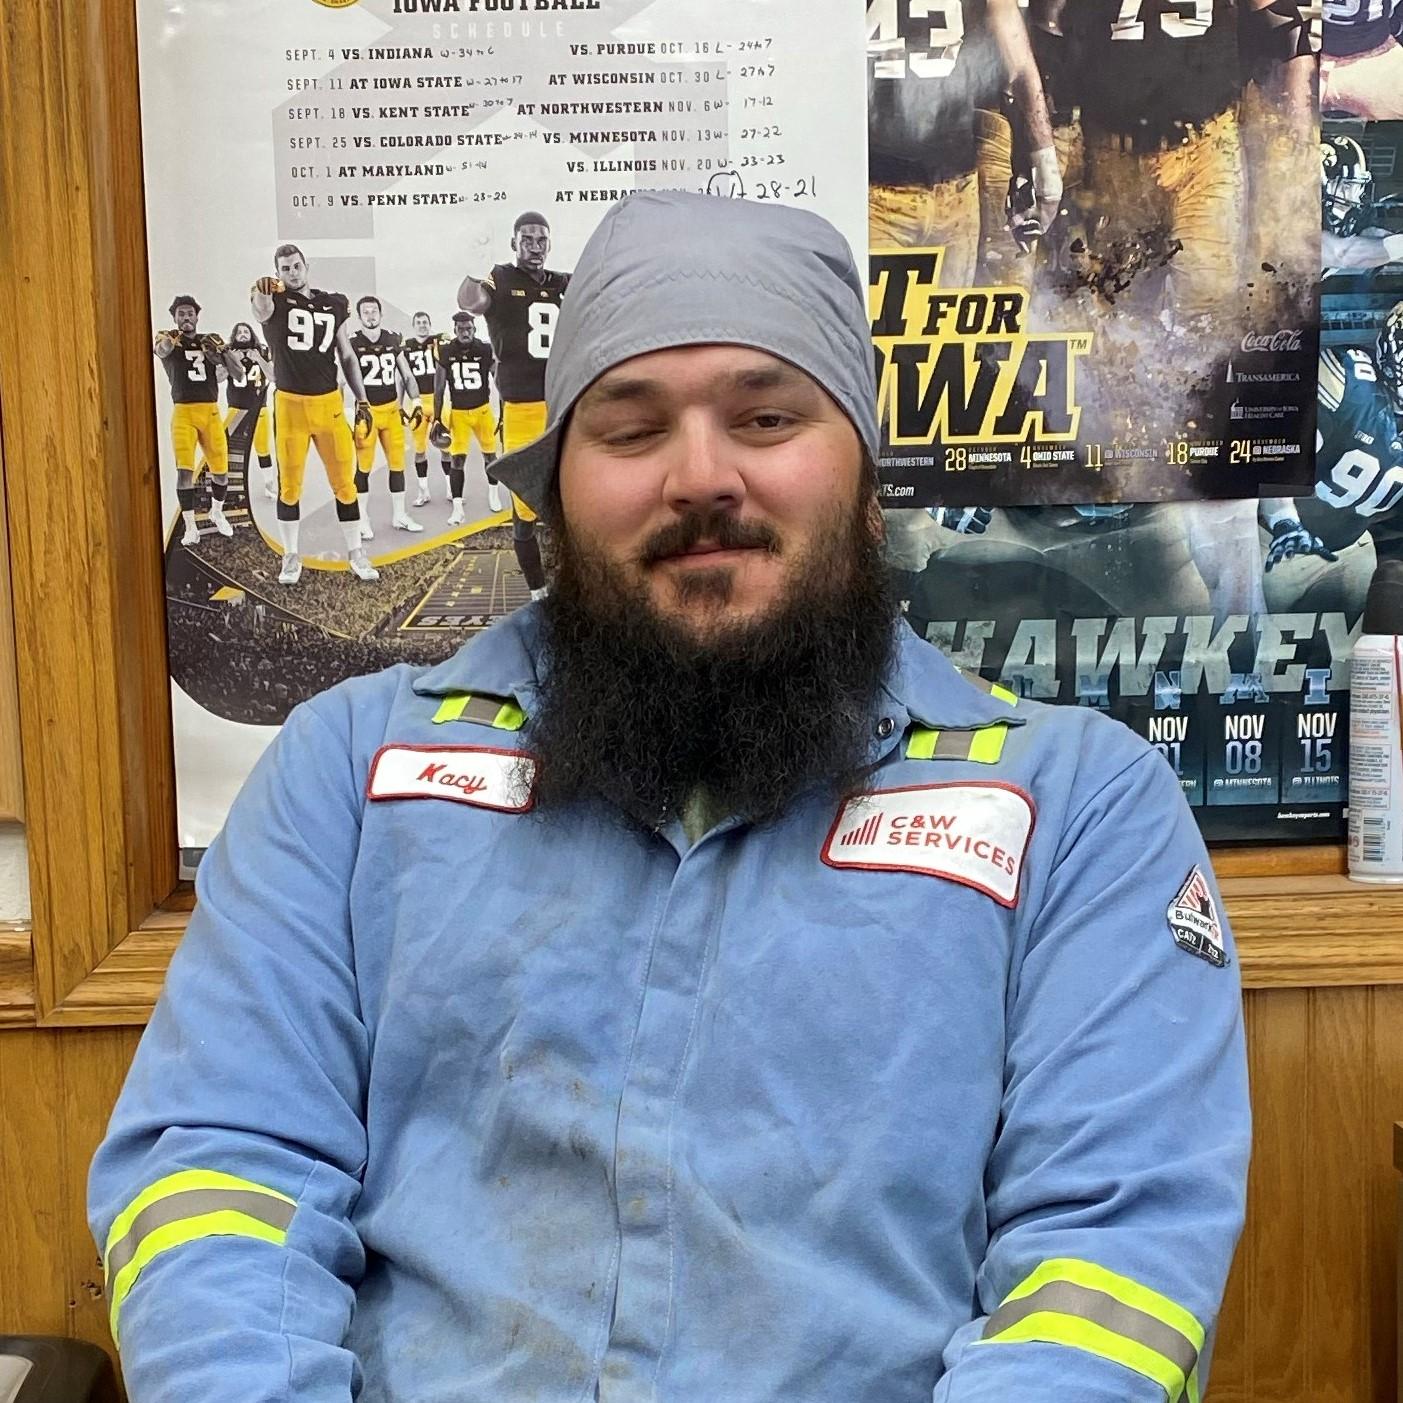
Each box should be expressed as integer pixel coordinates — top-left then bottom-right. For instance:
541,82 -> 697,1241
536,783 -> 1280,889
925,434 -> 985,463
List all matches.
154,294 -> 242,546
866,0 -> 1060,287
225,321 -> 275,501
403,310 -> 443,507
349,295 -> 423,540
432,311 -> 499,527
1049,0 -> 1316,333
1321,132 -> 1403,270
1322,0 -> 1403,119
1263,312 -> 1403,614
251,242 -> 378,586
457,211 -> 570,600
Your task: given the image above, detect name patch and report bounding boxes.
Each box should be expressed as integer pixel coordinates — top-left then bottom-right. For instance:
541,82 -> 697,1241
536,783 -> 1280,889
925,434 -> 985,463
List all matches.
367,744 -> 535,812
821,781 -> 1035,907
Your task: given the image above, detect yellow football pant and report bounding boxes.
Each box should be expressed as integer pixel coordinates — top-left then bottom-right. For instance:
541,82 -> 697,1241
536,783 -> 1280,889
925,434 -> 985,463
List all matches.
1082,108 -> 1244,325
224,406 -> 270,458
868,172 -> 980,288
355,400 -> 407,474
172,402 -> 226,477
450,403 -> 497,456
413,393 -> 435,455
274,388 -> 357,507
501,399 -> 547,522
973,110 -> 1084,289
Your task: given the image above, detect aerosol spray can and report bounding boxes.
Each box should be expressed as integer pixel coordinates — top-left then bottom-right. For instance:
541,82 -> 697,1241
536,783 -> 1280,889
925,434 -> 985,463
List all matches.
1349,560 -> 1403,882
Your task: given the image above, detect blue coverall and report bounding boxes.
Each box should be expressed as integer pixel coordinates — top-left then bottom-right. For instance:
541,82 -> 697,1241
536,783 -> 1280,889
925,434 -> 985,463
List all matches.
89,605 -> 1250,1402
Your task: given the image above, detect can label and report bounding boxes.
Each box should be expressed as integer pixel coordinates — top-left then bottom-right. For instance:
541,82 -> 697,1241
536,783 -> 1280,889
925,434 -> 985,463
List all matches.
1348,635 -> 1403,880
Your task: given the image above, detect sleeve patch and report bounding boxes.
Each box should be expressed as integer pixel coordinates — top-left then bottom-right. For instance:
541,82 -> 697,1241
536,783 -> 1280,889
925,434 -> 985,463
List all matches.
1167,865 -> 1228,968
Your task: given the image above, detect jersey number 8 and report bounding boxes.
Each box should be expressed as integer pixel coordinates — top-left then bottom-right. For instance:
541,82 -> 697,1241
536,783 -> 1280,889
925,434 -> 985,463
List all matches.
528,302 -> 558,360
287,307 -> 337,354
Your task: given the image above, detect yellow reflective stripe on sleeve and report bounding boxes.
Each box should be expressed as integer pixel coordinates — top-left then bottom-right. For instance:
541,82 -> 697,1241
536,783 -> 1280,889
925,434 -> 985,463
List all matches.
967,723 -> 1009,764
491,700 -> 527,731
103,1169 -> 296,1343
980,1258 -> 1204,1402
981,1311 -> 1189,1399
999,1258 -> 1205,1350
432,693 -> 527,730
432,694 -> 470,724
958,668 -> 1019,706
905,724 -> 1008,763
907,727 -> 939,759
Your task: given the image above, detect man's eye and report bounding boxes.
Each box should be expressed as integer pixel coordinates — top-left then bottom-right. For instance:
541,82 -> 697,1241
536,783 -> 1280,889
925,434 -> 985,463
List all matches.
746,413 -> 795,431
605,427 -> 660,446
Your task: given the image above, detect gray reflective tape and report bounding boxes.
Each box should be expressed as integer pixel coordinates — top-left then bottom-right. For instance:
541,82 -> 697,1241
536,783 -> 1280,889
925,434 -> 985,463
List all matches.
104,1188 -> 295,1287
460,695 -> 510,725
930,730 -> 976,760
983,1281 -> 1199,1382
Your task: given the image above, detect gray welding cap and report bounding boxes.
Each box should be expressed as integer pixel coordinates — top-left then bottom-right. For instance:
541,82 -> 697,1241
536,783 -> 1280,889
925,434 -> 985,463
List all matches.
491,189 -> 878,516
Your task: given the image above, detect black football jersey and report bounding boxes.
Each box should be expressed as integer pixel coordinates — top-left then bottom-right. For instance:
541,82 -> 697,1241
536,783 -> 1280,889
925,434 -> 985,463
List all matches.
226,347 -> 270,411
351,329 -> 404,406
1325,0 -> 1393,55
1062,0 -> 1239,134
867,0 -> 1000,186
265,287 -> 350,397
482,262 -> 570,403
438,337 -> 494,410
1299,347 -> 1403,551
160,336 -> 219,405
404,335 -> 443,395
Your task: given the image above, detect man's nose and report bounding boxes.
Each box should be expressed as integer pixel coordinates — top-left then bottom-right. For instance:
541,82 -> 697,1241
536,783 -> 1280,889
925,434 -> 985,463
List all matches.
660,417 -> 746,515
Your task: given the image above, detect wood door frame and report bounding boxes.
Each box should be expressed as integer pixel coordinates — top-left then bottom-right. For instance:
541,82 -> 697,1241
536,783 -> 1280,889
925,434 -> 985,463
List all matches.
1,2 -> 1403,1031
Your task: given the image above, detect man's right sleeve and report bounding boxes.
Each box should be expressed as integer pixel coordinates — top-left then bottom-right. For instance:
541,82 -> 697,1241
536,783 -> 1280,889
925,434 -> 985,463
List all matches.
88,699 -> 371,1403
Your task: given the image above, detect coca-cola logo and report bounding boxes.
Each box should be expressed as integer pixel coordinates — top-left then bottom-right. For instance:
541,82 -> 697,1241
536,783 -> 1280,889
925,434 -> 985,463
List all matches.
1241,329 -> 1302,353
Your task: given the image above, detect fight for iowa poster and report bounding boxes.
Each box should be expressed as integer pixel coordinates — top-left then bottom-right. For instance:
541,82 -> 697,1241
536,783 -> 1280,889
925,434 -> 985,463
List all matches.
141,0 -> 1361,850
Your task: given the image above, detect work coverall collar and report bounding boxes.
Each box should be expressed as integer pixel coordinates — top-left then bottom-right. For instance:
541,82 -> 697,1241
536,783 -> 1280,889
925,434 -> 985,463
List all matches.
413,605 -> 1024,764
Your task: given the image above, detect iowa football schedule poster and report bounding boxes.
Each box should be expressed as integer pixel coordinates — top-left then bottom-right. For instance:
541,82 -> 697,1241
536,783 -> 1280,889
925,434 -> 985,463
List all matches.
136,0 -> 867,849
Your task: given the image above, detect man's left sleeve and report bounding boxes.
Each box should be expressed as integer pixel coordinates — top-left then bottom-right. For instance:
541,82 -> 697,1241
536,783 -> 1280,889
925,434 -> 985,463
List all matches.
934,745 -> 1250,1403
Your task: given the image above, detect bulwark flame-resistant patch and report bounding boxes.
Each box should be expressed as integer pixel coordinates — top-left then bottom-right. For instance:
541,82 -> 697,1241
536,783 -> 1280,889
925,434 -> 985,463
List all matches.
1167,865 -> 1228,968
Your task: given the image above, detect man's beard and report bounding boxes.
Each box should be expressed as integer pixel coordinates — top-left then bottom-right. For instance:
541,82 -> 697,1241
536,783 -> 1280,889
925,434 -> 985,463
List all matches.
530,496 -> 898,831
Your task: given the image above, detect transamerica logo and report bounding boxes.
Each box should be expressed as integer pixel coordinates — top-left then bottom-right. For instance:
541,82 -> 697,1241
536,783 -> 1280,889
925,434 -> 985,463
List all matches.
869,247 -> 1092,448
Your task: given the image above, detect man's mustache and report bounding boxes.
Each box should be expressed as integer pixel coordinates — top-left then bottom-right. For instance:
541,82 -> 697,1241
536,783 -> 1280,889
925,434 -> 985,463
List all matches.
639,511 -> 781,566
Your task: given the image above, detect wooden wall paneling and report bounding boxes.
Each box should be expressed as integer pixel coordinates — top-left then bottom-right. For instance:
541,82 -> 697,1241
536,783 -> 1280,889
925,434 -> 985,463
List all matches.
0,398 -> 24,822
0,1029 -> 72,1336
0,1024 -> 141,1349
0,0 -> 177,1024
1368,993 -> 1403,1401
1307,988 -> 1373,1402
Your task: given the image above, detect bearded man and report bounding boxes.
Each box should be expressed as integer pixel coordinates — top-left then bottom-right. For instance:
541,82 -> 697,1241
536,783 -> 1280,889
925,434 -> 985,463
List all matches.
90,192 -> 1248,1403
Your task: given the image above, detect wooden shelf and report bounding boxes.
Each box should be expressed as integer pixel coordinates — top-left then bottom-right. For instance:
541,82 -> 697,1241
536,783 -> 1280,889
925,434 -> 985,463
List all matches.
3,868 -> 1403,1026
